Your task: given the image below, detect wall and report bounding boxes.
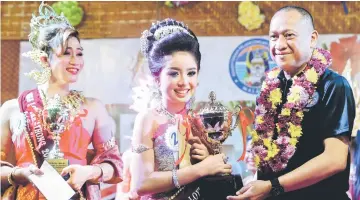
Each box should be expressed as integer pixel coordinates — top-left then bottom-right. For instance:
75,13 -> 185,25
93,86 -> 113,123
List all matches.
1,1 -> 359,102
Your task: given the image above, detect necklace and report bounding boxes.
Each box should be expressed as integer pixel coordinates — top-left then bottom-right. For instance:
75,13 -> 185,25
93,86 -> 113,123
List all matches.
39,89 -> 85,116
156,103 -> 187,124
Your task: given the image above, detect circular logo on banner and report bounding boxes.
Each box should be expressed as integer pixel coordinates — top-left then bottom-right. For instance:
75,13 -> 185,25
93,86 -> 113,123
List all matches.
229,38 -> 276,95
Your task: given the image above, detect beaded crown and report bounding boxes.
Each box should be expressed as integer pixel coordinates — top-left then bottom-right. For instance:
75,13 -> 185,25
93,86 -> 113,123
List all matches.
22,2 -> 75,84
28,1 -> 74,49
140,19 -> 194,58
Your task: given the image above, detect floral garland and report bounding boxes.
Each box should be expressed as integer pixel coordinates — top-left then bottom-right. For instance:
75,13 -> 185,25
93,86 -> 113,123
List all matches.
251,48 -> 332,172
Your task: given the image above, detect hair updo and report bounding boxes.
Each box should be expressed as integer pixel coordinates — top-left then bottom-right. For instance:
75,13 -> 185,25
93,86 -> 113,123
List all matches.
37,23 -> 80,58
27,2 -> 80,59
140,18 -> 201,77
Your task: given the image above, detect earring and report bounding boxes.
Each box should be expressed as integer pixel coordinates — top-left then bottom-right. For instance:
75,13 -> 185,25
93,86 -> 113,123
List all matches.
150,81 -> 162,108
23,49 -> 49,69
25,67 -> 51,85
23,49 -> 51,84
186,95 -> 195,110
153,81 -> 162,100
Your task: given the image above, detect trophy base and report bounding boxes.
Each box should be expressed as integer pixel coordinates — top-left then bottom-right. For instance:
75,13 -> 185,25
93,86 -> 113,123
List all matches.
199,174 -> 243,200
46,158 -> 69,174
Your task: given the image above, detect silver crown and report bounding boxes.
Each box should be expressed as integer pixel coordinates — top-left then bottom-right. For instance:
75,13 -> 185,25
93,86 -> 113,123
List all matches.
140,19 -> 193,58
153,25 -> 193,41
140,30 -> 154,58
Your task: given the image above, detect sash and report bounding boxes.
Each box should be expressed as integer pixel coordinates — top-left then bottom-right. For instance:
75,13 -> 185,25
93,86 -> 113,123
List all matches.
171,181 -> 201,200
18,89 -> 54,165
176,117 -> 191,167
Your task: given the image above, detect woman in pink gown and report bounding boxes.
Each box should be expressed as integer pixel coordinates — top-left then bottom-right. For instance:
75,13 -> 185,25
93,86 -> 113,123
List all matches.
127,18 -> 232,200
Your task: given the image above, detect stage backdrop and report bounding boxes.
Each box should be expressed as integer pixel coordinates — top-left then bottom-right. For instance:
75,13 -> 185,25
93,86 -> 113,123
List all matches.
19,33 -> 359,152
19,34 -> 360,199
19,34 -> 359,103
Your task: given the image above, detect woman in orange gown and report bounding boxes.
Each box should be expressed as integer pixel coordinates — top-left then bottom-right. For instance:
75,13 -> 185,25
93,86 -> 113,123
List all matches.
0,2 -> 122,200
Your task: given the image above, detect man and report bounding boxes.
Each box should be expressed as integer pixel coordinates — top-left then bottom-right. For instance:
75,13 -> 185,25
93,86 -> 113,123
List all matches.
227,6 -> 355,200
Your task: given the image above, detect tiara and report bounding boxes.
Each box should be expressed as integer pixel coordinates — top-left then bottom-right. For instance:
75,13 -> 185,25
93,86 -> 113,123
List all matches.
22,2 -> 75,84
140,20 -> 194,58
28,1 -> 74,49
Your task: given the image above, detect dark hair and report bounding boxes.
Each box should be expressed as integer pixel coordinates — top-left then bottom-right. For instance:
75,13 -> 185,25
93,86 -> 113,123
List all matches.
275,6 -> 315,30
354,132 -> 360,199
142,18 -> 201,77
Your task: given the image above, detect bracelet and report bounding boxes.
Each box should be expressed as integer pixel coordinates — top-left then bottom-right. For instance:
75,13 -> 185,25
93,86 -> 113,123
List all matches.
8,167 -> 20,186
172,168 -> 181,189
93,164 -> 104,183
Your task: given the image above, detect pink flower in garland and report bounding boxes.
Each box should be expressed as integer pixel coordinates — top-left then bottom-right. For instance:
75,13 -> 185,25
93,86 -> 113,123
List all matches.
251,145 -> 268,160
255,104 -> 267,115
275,136 -> 290,146
282,145 -> 296,160
269,157 -> 287,172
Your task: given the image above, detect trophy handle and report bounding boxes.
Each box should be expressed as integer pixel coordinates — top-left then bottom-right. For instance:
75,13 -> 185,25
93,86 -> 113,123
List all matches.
230,105 -> 242,131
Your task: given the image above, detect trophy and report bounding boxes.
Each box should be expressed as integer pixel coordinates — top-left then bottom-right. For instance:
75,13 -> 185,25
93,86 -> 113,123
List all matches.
188,91 -> 243,199
189,91 -> 241,155
42,94 -> 71,174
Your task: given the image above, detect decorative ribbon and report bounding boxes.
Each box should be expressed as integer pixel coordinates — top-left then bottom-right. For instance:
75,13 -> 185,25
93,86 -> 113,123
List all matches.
174,117 -> 191,166
237,107 -> 254,161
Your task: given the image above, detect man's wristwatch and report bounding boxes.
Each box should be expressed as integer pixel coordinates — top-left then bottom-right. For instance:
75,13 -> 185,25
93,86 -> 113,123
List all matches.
270,178 -> 285,197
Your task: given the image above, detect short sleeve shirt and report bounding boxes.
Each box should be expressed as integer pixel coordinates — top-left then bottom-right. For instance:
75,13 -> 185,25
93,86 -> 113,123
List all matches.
258,68 -> 356,200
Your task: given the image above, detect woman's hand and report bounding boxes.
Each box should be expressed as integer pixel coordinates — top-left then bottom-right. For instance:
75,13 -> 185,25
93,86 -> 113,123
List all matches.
61,164 -> 99,191
188,136 -> 210,161
12,164 -> 43,185
198,154 -> 232,176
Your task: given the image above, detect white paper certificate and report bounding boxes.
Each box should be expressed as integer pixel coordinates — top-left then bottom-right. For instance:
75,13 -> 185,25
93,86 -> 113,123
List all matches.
28,161 -> 75,200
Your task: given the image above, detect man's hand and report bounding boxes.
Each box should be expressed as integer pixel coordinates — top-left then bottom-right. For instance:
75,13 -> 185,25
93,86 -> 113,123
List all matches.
227,180 -> 271,200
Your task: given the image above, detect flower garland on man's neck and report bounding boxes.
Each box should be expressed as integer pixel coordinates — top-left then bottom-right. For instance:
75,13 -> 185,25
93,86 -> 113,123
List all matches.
251,48 -> 332,172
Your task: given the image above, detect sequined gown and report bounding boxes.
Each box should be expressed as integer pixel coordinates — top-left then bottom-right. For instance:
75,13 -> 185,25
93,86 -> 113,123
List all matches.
141,123 -> 182,200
